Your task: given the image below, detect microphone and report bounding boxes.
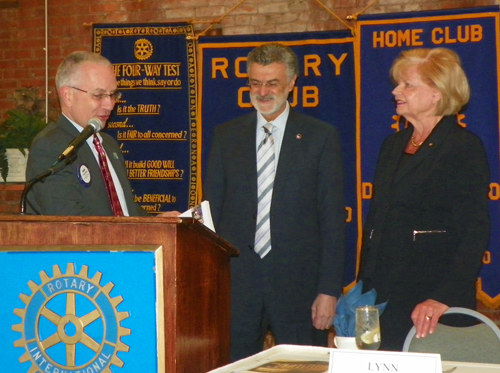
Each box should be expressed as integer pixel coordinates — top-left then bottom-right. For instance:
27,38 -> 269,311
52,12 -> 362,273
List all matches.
57,117 -> 102,162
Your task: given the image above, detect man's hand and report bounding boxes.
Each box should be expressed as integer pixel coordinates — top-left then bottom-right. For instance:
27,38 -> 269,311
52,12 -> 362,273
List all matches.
311,293 -> 337,330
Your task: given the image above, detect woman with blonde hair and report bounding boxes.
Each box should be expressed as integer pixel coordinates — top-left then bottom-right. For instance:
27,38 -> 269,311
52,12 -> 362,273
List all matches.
359,47 -> 490,350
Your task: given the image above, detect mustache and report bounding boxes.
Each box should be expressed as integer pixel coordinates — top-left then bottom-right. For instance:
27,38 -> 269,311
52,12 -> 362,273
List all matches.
252,94 -> 275,100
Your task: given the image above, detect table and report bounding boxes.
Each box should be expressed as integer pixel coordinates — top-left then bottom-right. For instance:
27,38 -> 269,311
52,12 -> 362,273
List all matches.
209,345 -> 500,372
442,361 -> 500,372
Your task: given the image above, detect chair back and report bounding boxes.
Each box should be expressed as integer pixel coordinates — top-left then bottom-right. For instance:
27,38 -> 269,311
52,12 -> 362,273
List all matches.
402,307 -> 500,364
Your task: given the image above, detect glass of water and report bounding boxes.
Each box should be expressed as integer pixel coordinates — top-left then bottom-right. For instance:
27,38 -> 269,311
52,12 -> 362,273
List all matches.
355,305 -> 381,350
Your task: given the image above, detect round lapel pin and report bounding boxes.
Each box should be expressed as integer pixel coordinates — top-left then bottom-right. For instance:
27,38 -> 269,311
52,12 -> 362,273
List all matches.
77,164 -> 92,187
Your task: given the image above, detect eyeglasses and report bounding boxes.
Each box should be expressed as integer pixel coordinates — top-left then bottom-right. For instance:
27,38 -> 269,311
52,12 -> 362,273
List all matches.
70,86 -> 122,102
247,80 -> 282,89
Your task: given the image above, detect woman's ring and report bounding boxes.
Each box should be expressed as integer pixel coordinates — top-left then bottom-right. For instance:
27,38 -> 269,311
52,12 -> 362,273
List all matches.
425,315 -> 432,321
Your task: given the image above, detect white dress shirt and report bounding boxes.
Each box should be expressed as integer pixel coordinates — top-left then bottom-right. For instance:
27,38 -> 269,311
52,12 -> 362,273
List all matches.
255,101 -> 290,167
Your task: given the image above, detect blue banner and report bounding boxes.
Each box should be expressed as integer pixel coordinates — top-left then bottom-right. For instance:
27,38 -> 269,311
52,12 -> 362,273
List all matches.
356,6 -> 500,306
93,23 -> 198,213
198,31 -> 358,286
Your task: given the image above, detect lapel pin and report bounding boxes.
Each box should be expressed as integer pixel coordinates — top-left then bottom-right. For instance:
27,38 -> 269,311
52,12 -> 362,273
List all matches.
296,134 -> 302,140
428,143 -> 434,147
77,164 -> 92,187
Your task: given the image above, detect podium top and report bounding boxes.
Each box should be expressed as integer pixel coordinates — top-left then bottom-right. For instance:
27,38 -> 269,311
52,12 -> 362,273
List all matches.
0,214 -> 239,256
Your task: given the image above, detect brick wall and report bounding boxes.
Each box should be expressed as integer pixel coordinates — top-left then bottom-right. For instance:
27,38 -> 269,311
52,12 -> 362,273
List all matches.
0,184 -> 22,214
1,0 -> 500,319
1,0 -> 499,120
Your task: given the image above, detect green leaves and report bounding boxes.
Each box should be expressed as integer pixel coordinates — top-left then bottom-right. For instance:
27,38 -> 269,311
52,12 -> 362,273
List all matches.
0,109 -> 48,182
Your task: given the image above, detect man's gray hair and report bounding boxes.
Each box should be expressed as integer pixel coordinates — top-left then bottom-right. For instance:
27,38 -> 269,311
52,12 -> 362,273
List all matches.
246,43 -> 299,80
55,51 -> 112,90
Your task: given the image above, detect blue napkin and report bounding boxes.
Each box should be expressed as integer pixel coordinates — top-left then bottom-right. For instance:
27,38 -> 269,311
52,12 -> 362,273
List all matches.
333,281 -> 387,337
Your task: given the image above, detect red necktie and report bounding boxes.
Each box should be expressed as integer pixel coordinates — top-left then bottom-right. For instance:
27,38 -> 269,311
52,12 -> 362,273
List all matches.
93,135 -> 124,216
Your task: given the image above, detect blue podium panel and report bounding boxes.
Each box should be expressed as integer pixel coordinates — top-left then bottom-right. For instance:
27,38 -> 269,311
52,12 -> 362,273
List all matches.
0,245 -> 162,373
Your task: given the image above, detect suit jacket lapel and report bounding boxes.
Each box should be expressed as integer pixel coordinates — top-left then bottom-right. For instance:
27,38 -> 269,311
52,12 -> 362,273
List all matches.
385,129 -> 411,185
393,116 -> 456,184
57,116 -> 100,171
274,112 -> 300,187
101,138 -> 125,180
56,116 -> 112,213
57,115 -> 81,139
99,135 -> 135,207
240,113 -> 259,204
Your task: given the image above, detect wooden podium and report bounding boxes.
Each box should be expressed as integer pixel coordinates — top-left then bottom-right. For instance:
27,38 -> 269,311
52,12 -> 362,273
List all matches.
0,215 -> 238,373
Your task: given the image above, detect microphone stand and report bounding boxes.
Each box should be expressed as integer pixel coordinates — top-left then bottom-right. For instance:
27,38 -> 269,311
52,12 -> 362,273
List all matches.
20,153 -> 78,215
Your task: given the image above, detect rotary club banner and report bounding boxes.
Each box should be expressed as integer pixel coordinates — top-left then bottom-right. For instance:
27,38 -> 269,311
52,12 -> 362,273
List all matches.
197,30 -> 359,285
93,23 -> 198,213
356,6 -> 500,306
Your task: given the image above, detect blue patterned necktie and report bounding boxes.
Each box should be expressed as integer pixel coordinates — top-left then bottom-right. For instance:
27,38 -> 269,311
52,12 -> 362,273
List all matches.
255,123 -> 275,258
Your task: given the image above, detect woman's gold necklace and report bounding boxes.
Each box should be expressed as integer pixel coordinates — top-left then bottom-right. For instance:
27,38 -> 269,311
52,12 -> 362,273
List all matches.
410,135 -> 424,147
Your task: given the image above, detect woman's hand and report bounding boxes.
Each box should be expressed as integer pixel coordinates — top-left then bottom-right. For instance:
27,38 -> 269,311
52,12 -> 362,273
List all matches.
411,299 -> 449,339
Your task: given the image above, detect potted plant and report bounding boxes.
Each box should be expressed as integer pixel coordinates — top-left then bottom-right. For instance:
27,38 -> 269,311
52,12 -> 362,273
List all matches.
0,88 -> 50,182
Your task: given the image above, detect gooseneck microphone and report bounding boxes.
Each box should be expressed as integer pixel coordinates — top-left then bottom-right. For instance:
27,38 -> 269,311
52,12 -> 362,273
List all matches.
57,117 -> 102,162
20,117 -> 103,215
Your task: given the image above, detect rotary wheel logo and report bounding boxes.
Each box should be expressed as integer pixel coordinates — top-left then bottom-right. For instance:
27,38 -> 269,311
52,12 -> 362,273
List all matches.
134,38 -> 153,60
12,264 -> 130,373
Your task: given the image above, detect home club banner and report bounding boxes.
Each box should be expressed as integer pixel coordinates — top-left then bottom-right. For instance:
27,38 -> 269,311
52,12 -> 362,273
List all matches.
93,23 -> 198,213
197,31 -> 358,285
356,6 -> 500,307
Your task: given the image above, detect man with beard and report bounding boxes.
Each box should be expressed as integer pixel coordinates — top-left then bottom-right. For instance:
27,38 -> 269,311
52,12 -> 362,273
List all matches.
204,43 -> 346,361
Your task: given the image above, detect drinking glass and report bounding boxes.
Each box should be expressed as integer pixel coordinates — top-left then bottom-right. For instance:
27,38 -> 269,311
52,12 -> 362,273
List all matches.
355,305 -> 381,350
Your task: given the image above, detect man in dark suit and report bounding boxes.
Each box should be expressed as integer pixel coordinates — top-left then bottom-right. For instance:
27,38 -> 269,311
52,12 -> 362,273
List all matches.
26,51 -> 160,216
204,43 -> 346,361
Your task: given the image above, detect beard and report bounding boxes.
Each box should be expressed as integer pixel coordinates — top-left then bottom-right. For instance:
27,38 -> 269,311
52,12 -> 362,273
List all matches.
250,92 -> 288,119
